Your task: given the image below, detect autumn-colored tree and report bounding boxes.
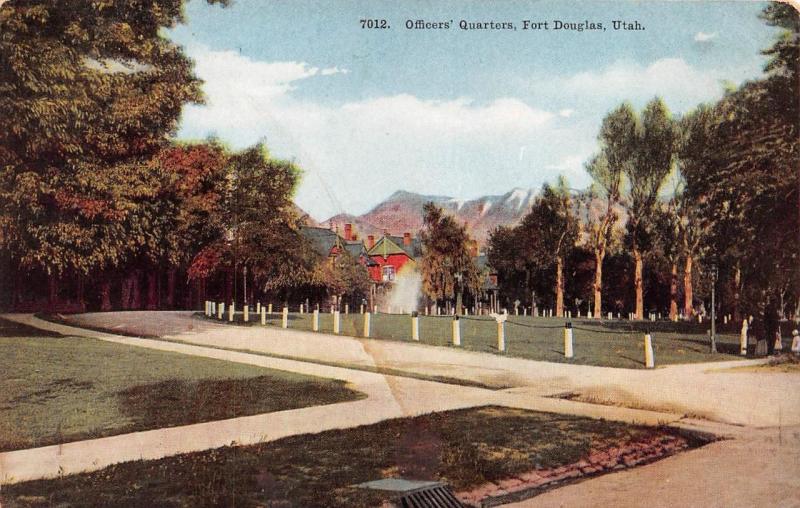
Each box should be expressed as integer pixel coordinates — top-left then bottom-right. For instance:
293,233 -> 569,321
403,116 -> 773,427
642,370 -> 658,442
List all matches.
419,203 -> 478,315
0,0 -> 226,308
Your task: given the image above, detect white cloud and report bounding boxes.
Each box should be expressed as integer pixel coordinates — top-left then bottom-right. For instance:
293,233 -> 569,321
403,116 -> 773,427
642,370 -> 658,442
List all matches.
320,66 -> 349,76
178,48 -> 739,219
694,31 -> 718,42
557,57 -> 728,111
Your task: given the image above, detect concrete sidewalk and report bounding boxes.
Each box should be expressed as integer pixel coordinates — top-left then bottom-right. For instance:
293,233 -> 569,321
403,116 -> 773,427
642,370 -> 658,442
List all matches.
65,311 -> 796,427
1,313 -> 680,485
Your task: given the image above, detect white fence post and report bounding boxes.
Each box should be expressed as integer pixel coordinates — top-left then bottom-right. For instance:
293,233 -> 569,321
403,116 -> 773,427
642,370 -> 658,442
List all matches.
644,332 -> 655,368
282,307 -> 288,329
363,312 -> 371,337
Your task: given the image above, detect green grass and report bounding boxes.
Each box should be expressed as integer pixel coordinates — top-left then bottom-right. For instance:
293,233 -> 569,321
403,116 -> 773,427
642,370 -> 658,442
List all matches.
0,318 -> 363,452
211,311 -> 744,368
0,406 -> 691,508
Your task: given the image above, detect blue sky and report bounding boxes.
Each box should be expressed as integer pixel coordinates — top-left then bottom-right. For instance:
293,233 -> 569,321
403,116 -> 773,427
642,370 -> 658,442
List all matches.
167,0 -> 777,220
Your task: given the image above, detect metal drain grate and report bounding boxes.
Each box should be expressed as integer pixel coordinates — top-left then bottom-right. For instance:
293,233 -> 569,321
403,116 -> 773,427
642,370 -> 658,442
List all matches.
397,483 -> 463,508
356,478 -> 464,508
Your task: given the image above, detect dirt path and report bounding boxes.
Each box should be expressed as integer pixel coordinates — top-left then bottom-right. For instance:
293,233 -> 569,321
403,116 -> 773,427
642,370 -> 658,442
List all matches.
3,312 -> 798,508
64,311 -> 798,427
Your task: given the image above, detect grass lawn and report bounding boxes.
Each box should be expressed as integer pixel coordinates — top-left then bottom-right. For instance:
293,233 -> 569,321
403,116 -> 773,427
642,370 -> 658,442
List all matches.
214,311 -> 744,368
0,318 -> 363,452
0,406 -> 695,508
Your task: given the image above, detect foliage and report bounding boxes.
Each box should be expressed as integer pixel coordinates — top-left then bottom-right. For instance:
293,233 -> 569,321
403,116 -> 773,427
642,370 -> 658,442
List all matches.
679,2 -> 799,314
419,202 -> 479,303
0,0 -> 226,279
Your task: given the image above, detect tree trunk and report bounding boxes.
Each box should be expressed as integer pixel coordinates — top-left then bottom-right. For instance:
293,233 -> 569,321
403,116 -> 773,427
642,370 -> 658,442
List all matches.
100,279 -> 112,311
48,274 -> 58,306
669,262 -> 678,320
167,269 -> 176,308
121,274 -> 131,310
634,248 -> 644,320
146,270 -> 158,310
683,255 -> 694,319
77,275 -> 86,312
225,271 -> 233,303
555,255 -> 564,317
593,248 -> 604,318
732,264 -> 741,323
131,270 -> 142,309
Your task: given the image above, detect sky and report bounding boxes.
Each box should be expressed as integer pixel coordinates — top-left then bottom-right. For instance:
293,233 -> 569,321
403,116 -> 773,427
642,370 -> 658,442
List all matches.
166,0 -> 778,221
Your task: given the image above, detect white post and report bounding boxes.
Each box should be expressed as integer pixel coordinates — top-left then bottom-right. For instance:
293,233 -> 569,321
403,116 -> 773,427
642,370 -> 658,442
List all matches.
218,302 -> 224,320
256,302 -> 261,314
523,307 -> 527,316
243,305 -> 249,322
228,301 -> 235,322
740,319 -> 748,355
345,304 -> 349,315
333,311 -> 340,334
452,317 -> 461,346
412,314 -> 419,341
261,306 -> 266,325
564,323 -> 574,358
312,309 -> 319,331
268,303 -> 273,314
282,307 -> 288,329
644,332 -> 655,368
363,312 -> 371,337
360,304 -> 364,314
205,301 -> 209,316
497,321 -> 505,352
515,307 -> 519,316
299,303 -> 304,314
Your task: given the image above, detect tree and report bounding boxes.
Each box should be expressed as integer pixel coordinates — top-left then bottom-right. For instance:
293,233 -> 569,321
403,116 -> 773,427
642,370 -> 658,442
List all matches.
419,203 -> 478,315
622,98 -> 678,320
681,3 -> 799,321
584,147 -> 624,317
0,0 -> 226,307
187,144 -> 317,304
519,178 -> 579,317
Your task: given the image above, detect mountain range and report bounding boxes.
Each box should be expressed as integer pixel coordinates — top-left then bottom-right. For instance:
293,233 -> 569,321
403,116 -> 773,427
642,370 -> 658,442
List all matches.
315,188 -> 543,245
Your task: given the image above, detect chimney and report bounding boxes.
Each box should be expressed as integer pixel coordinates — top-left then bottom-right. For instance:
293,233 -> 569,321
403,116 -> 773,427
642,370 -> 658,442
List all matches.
344,223 -> 353,241
367,235 -> 375,248
403,232 -> 412,246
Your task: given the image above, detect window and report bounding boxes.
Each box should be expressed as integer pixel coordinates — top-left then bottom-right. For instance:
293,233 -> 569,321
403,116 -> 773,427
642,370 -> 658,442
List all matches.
382,265 -> 396,282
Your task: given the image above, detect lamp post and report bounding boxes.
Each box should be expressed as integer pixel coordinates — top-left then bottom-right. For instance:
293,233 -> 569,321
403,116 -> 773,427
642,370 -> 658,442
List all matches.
454,272 -> 463,316
711,262 -> 718,353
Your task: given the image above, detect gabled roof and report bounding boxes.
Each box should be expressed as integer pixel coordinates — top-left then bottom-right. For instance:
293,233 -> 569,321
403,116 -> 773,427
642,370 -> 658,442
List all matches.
368,235 -> 411,259
387,235 -> 423,258
300,226 -> 344,257
344,241 -> 378,266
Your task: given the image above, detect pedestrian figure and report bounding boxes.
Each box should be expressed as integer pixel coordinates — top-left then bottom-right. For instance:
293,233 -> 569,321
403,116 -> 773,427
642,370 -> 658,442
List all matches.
774,326 -> 783,352
791,329 -> 800,354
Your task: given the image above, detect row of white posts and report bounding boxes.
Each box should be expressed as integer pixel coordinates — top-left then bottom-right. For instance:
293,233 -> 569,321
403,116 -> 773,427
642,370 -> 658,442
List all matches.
204,301 -> 657,367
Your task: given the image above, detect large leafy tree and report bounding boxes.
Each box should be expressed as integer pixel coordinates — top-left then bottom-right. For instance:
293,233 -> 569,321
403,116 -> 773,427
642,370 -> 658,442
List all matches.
681,3 -> 799,320
419,202 -> 478,315
518,178 -> 579,317
0,0 -> 225,306
622,99 -> 678,320
188,144 -> 317,304
584,121 -> 626,317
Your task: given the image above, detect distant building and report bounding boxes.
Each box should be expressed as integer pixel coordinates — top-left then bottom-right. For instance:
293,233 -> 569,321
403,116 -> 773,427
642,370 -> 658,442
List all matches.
365,231 -> 421,283
299,225 -> 375,268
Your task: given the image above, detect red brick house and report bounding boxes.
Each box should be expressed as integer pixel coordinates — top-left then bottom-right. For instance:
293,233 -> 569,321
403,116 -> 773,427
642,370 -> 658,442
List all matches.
366,232 -> 421,283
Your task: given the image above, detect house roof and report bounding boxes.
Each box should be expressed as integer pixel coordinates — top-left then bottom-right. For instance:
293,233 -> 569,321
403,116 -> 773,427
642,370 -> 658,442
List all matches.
300,226 -> 342,257
368,235 -> 412,259
300,226 -> 376,266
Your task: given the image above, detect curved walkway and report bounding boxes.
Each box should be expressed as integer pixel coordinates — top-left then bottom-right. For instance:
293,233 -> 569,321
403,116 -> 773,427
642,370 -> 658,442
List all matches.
2,312 -> 797,508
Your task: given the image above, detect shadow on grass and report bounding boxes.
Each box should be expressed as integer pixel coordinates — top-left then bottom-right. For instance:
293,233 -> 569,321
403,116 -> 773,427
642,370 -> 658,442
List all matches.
0,317 -> 63,338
